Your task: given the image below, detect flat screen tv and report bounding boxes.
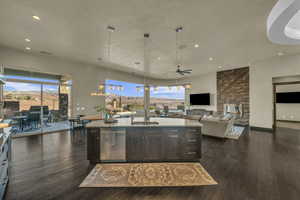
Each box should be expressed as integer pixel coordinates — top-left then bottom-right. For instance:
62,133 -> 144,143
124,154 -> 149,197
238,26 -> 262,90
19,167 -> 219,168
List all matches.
190,93 -> 210,105
276,92 -> 300,103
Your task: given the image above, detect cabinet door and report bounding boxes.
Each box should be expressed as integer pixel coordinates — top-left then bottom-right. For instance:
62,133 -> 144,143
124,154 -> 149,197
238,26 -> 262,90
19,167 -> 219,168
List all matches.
126,128 -> 144,161
181,128 -> 202,160
87,128 -> 100,163
143,129 -> 164,161
164,128 -> 181,160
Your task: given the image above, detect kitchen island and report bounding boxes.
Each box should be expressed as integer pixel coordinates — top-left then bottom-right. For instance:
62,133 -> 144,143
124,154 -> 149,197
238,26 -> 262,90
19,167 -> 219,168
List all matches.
86,117 -> 202,163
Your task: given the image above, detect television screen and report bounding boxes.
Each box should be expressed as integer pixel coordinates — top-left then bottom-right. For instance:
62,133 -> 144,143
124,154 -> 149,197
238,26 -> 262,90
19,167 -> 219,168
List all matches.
276,92 -> 300,103
190,93 -> 210,105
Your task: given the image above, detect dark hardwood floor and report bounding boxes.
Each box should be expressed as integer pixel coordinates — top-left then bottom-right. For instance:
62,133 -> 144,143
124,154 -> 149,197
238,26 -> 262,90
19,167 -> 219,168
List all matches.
5,127 -> 300,200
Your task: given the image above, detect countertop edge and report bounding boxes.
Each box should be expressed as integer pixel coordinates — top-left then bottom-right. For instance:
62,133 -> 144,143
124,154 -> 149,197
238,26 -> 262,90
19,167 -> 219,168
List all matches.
86,124 -> 203,128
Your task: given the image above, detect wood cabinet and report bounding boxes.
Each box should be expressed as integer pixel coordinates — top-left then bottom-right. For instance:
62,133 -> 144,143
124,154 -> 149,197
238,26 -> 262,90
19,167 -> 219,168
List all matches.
143,130 -> 164,161
87,126 -> 202,163
126,127 -> 201,162
181,128 -> 202,160
164,128 -> 182,160
87,128 -> 100,163
126,128 -> 144,161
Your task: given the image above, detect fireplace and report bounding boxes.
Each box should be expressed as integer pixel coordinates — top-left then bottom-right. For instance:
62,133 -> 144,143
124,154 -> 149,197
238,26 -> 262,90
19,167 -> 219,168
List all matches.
223,104 -> 244,118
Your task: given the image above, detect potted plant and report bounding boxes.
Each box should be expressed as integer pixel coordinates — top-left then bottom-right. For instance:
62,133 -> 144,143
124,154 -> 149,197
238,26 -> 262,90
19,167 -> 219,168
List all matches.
94,105 -> 116,123
94,105 -> 108,119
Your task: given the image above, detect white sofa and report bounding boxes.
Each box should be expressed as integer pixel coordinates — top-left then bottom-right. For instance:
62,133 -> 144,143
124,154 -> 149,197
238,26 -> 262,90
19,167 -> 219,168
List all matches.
200,117 -> 235,138
185,112 -> 235,138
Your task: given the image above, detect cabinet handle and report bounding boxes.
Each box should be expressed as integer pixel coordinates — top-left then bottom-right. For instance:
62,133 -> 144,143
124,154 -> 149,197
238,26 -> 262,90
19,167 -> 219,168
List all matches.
187,139 -> 197,142
185,151 -> 196,155
187,130 -> 200,134
168,135 -> 179,138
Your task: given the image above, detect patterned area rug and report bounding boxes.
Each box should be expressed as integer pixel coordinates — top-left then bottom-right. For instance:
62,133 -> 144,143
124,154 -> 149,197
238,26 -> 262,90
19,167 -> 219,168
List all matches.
226,126 -> 245,140
80,162 -> 217,187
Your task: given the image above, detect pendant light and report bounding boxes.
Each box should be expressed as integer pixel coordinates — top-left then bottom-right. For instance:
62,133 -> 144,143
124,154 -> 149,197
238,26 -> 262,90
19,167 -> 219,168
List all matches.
91,26 -> 123,96
144,33 -> 150,92
136,33 -> 151,92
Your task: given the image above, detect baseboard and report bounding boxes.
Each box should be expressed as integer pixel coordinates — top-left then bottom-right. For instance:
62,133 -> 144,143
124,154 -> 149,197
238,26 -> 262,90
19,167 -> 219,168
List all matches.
277,120 -> 300,123
250,126 -> 274,133
234,123 -> 249,127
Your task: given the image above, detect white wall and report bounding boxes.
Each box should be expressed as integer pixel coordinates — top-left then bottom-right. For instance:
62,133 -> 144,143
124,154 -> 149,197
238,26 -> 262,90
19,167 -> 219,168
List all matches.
250,54 -> 300,129
8,44 -> 300,128
185,72 -> 217,111
0,46 -> 163,116
276,84 -> 300,122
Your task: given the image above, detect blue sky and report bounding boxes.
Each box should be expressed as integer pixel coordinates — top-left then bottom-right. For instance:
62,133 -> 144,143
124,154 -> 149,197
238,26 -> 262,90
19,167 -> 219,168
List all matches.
106,79 -> 144,97
106,80 -> 184,99
150,86 -> 185,99
5,82 -> 58,92
5,75 -> 59,83
4,75 -> 59,92
3,76 -> 184,99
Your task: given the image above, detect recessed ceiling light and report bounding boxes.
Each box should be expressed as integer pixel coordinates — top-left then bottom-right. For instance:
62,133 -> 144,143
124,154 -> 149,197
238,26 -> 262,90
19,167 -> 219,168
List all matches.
25,38 -> 31,42
194,44 -> 199,48
25,47 -> 31,50
209,57 -> 213,61
157,57 -> 161,60
277,52 -> 284,56
218,66 -> 222,69
32,16 -> 40,21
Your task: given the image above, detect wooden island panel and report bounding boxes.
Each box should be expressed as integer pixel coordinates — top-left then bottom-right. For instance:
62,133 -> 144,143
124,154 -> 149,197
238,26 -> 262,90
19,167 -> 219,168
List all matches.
87,126 -> 202,163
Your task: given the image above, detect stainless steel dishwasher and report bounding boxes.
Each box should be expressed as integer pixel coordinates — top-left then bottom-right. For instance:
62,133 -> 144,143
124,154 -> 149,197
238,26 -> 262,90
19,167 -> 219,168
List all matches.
100,128 -> 126,162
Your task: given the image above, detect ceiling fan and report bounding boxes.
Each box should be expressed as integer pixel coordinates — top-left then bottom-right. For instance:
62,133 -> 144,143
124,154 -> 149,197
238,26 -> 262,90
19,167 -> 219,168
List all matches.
174,27 -> 192,76
176,64 -> 192,75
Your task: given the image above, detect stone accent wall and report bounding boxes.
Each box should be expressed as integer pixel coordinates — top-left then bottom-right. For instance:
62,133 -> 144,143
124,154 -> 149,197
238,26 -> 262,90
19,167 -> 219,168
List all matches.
217,67 -> 249,119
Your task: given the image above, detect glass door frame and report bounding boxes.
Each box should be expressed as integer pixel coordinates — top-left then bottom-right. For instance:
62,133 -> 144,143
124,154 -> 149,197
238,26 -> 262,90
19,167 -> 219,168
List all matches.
4,77 -> 72,135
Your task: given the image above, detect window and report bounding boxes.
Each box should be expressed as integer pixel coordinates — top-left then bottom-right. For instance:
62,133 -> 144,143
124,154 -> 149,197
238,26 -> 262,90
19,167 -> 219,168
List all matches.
3,72 -> 72,135
150,86 -> 185,113
4,81 -> 42,116
105,80 -> 144,112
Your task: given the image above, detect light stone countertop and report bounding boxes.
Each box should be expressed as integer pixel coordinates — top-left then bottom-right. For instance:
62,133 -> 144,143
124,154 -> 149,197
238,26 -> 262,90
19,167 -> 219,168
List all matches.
86,117 -> 203,128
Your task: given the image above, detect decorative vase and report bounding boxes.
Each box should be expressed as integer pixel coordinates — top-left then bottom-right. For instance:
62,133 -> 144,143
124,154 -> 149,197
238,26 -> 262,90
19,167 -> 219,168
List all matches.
100,112 -> 105,120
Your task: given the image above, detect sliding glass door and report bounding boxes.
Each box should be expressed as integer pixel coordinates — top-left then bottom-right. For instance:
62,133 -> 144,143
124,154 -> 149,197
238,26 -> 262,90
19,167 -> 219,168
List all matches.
4,81 -> 43,134
3,73 -> 71,136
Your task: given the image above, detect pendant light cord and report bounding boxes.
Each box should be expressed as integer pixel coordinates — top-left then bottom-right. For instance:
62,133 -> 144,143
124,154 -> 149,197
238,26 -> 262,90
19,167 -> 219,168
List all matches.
176,29 -> 178,66
143,34 -> 146,86
107,27 -> 112,80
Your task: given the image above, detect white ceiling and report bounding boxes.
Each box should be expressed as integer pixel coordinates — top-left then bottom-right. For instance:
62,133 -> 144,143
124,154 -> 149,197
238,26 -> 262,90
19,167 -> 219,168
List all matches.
1,0 -> 300,79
